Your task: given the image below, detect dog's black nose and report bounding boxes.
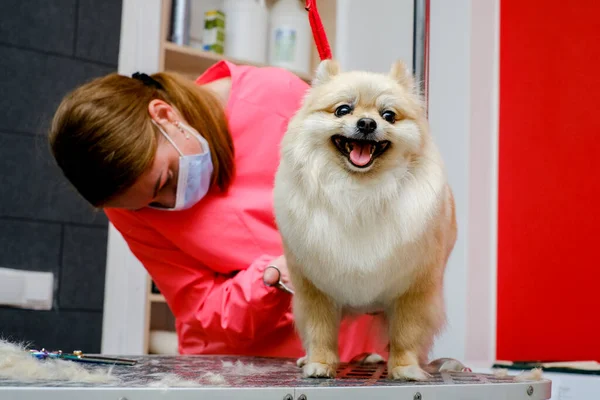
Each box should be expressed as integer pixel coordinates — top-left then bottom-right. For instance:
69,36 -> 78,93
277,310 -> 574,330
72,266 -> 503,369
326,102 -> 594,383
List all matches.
357,118 -> 377,134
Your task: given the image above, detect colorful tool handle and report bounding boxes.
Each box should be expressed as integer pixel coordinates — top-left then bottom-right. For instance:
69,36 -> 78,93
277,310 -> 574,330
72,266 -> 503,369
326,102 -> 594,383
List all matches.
30,349 -> 137,366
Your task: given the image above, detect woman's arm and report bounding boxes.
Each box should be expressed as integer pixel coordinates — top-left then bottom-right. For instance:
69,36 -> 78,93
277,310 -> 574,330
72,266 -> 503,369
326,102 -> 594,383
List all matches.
105,209 -> 293,347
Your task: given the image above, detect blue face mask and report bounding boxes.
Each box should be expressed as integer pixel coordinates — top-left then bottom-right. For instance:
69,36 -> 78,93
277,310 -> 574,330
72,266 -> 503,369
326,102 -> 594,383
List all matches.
150,120 -> 213,211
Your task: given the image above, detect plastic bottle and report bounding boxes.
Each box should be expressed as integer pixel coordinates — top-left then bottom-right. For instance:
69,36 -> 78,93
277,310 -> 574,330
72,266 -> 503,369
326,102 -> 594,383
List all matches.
268,0 -> 311,75
222,0 -> 269,64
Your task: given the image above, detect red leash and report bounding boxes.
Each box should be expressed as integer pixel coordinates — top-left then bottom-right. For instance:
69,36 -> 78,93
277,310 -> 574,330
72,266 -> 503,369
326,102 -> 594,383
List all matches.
305,0 -> 332,61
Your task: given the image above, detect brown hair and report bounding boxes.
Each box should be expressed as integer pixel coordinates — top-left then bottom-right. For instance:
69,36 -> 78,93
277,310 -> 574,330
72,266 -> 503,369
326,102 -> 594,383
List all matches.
49,71 -> 234,207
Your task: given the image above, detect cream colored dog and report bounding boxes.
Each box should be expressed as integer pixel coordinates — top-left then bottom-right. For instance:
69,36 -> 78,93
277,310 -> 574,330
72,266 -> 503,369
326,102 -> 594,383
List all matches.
273,59 -> 457,381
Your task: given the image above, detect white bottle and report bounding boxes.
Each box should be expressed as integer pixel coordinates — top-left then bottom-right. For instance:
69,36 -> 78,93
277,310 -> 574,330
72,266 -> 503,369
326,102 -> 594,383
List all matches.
223,0 -> 269,64
268,0 -> 311,75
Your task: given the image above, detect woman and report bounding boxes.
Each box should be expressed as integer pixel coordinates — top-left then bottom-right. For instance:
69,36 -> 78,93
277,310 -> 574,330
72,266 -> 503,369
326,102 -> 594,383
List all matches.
49,60 -> 388,361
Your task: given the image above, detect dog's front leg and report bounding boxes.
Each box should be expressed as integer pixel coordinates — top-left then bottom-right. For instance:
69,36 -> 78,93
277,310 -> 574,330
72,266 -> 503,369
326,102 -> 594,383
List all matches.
386,285 -> 444,381
293,275 -> 341,378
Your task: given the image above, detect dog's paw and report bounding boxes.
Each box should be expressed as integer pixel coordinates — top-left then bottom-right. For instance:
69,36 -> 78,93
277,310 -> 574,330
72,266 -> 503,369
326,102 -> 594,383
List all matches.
438,359 -> 471,373
296,355 -> 308,367
427,357 -> 471,373
303,362 -> 336,379
389,365 -> 431,381
349,352 -> 386,364
361,353 -> 385,364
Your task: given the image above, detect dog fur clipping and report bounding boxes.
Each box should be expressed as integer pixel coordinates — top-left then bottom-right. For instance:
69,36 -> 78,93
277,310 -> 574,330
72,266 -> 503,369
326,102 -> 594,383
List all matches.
0,339 -> 116,383
0,338 -> 227,387
515,368 -> 544,382
273,59 -> 457,381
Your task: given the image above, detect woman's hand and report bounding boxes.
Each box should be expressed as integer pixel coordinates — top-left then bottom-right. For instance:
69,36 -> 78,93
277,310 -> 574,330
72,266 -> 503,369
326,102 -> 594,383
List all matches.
263,255 -> 295,293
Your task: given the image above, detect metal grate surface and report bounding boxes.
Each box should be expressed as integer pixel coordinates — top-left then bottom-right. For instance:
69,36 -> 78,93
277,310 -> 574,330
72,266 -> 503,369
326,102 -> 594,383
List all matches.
0,355 -> 539,387
0,355 -> 551,400
333,362 -> 519,386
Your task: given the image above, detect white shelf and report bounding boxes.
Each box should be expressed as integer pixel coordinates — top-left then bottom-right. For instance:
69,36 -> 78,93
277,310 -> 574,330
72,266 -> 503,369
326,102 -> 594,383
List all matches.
163,41 -> 313,82
148,293 -> 166,303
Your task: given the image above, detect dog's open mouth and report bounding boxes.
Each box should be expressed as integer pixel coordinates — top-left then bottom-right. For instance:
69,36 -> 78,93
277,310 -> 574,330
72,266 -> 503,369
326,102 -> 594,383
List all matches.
331,134 -> 391,168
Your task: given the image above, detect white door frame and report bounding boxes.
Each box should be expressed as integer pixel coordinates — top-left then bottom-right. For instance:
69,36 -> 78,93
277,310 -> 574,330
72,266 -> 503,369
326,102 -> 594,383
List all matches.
101,0 -> 164,355
427,0 -> 500,363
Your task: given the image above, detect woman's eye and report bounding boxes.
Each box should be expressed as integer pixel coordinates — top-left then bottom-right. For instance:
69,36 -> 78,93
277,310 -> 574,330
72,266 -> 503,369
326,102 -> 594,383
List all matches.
334,105 -> 353,117
382,110 -> 396,123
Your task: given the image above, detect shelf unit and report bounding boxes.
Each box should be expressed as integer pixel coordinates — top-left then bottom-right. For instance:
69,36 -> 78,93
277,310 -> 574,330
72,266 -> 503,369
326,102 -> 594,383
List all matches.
163,41 -> 314,82
157,0 -> 336,81
148,293 -> 166,303
142,0 -> 338,355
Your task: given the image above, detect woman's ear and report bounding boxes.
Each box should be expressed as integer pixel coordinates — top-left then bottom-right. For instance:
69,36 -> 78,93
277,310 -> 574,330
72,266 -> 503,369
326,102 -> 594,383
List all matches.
148,99 -> 178,125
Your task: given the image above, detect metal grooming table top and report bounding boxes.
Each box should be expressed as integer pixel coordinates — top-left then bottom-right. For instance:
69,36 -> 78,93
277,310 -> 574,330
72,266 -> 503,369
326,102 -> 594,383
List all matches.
0,355 -> 552,400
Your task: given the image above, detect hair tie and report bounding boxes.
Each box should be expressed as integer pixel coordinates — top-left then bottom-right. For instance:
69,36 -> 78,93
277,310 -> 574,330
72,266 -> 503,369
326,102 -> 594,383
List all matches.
131,72 -> 163,90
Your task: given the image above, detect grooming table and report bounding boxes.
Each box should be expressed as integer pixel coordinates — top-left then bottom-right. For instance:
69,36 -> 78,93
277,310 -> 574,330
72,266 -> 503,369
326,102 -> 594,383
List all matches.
0,355 -> 552,400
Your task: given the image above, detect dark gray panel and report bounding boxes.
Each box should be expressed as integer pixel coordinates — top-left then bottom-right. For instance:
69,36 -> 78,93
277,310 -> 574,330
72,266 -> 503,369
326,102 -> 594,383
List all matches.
0,0 -> 77,56
59,225 -> 108,311
0,132 -> 108,226
0,45 -> 115,136
0,219 -> 61,275
0,308 -> 103,353
75,0 -> 122,65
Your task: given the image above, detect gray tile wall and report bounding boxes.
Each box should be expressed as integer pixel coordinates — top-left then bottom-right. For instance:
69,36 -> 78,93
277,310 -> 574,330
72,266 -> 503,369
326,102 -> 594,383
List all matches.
0,0 -> 122,352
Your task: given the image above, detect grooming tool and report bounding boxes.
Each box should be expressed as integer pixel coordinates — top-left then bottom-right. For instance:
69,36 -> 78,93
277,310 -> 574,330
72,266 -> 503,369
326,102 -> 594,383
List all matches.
493,360 -> 600,375
30,349 -> 137,366
264,265 -> 295,295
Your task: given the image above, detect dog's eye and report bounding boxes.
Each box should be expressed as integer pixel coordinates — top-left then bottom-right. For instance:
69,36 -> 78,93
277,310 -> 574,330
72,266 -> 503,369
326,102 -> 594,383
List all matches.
334,105 -> 352,117
381,111 -> 396,123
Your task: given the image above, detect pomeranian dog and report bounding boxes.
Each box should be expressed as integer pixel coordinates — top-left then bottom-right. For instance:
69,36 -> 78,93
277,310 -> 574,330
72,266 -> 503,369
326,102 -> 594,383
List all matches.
273,59 -> 457,381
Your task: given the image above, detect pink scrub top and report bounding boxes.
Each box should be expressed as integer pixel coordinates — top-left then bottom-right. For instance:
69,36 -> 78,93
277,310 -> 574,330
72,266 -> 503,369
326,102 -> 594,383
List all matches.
105,60 -> 388,361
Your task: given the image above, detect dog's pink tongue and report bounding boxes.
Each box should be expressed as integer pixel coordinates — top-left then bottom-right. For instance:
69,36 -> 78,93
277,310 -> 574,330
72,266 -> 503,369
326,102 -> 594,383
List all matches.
349,143 -> 373,166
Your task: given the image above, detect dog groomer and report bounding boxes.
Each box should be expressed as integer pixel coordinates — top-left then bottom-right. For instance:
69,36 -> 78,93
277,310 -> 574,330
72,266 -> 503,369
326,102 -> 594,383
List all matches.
48,61 -> 387,360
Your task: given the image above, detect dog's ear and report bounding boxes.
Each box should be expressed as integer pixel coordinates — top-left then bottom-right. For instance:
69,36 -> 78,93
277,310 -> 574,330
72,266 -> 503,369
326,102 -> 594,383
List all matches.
313,59 -> 340,86
389,60 -> 416,91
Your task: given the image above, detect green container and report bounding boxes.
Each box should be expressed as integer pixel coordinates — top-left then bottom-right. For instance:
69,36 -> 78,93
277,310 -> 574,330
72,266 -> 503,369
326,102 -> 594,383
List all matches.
203,10 -> 225,55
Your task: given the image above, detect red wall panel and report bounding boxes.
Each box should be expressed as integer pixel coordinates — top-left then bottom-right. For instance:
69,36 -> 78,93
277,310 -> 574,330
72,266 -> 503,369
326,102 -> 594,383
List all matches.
498,0 -> 600,361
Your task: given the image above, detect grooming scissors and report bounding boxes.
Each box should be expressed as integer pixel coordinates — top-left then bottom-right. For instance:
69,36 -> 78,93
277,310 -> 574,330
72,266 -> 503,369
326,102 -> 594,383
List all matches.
30,349 -> 137,366
264,265 -> 295,295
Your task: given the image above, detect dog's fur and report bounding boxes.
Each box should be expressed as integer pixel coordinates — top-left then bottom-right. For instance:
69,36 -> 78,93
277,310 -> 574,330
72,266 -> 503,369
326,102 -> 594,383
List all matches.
273,59 -> 457,380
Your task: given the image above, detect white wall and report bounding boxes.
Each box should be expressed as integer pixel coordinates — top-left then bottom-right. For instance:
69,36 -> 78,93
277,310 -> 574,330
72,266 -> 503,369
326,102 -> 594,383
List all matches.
427,0 -> 499,363
427,0 -> 471,362
335,0 -> 414,73
465,0 -> 499,363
